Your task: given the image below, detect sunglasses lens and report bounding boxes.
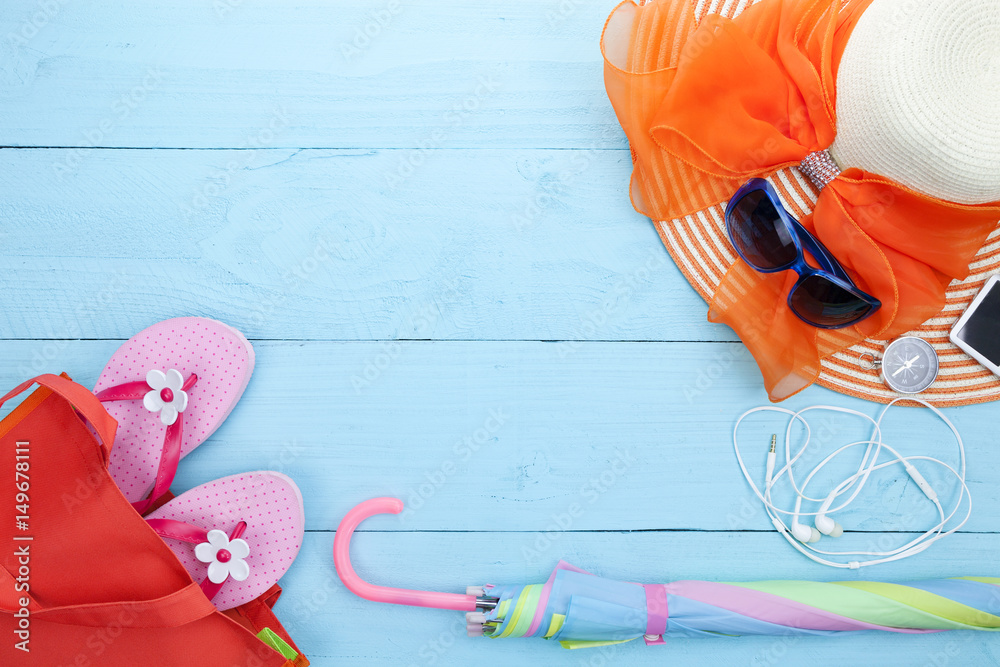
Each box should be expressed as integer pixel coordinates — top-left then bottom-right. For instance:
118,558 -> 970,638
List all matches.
790,274 -> 874,328
728,190 -> 798,270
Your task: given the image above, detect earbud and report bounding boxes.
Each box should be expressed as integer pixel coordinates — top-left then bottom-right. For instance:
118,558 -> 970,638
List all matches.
814,514 -> 843,538
790,519 -> 821,543
790,497 -> 821,543
814,493 -> 843,538
734,398 -> 970,570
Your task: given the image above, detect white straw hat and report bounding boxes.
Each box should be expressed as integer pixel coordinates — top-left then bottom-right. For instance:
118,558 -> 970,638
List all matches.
636,0 -> 1000,406
831,0 -> 1000,205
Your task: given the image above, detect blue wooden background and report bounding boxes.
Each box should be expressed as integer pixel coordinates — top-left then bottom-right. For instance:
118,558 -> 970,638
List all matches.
2,1 -> 999,665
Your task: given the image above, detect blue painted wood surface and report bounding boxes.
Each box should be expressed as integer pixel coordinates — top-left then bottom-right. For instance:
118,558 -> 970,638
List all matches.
1,1 -> 997,665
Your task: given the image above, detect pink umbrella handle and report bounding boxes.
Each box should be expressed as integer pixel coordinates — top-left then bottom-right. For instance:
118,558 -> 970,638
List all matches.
333,497 -> 479,611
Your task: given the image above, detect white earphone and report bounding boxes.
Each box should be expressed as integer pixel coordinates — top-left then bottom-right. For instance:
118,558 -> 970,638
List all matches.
813,501 -> 843,538
734,398 -> 970,569
790,497 -> 821,543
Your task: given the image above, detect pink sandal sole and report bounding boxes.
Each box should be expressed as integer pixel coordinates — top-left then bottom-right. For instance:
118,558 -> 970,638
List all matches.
146,471 -> 305,611
94,317 -> 255,505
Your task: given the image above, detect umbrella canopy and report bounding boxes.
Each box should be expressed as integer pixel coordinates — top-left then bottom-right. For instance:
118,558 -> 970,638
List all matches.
478,562 -> 1000,648
334,499 -> 1000,649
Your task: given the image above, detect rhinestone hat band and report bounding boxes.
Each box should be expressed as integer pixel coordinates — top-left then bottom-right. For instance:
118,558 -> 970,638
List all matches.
798,150 -> 842,190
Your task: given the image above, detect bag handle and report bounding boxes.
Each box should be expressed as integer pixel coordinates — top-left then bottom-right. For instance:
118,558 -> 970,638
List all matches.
0,374 -> 117,461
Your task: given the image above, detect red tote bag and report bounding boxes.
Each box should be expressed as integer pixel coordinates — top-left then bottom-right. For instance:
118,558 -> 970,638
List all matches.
0,375 -> 297,666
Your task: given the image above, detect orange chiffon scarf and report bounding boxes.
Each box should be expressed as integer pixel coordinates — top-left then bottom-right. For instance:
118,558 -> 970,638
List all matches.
601,0 -> 1000,401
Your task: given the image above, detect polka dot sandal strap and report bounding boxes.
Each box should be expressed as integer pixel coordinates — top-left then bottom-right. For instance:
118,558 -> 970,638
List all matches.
93,318 -> 255,506
96,372 -> 198,514
145,472 -> 305,612
147,517 -> 250,603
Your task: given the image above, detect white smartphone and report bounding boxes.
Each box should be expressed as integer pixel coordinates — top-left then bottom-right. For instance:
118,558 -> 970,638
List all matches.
950,274 -> 1000,377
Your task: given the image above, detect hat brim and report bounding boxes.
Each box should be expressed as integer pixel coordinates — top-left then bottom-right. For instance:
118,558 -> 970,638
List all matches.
657,164 -> 1000,407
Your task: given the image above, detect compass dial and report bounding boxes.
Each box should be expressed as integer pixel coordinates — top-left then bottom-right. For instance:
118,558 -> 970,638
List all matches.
881,337 -> 939,394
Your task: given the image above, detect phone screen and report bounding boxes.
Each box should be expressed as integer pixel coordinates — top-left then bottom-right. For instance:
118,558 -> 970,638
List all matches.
955,281 -> 1000,366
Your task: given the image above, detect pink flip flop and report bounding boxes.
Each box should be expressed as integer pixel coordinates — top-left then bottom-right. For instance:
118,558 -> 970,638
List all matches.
94,317 -> 255,513
145,471 -> 305,611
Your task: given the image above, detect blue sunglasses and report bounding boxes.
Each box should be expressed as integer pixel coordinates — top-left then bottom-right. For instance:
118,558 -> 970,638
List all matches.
724,179 -> 881,329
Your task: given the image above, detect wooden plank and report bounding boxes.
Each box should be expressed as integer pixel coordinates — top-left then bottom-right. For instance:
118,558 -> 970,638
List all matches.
0,0 -> 625,149
0,147 -> 734,341
7,3 -> 997,667
2,340 -> 991,534
280,530 -> 1000,665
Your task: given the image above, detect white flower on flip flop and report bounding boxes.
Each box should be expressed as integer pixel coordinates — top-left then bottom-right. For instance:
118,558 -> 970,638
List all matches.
143,369 -> 189,426
195,529 -> 251,584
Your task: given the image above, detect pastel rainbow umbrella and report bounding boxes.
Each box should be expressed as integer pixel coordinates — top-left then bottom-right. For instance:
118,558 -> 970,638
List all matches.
335,499 -> 1000,648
